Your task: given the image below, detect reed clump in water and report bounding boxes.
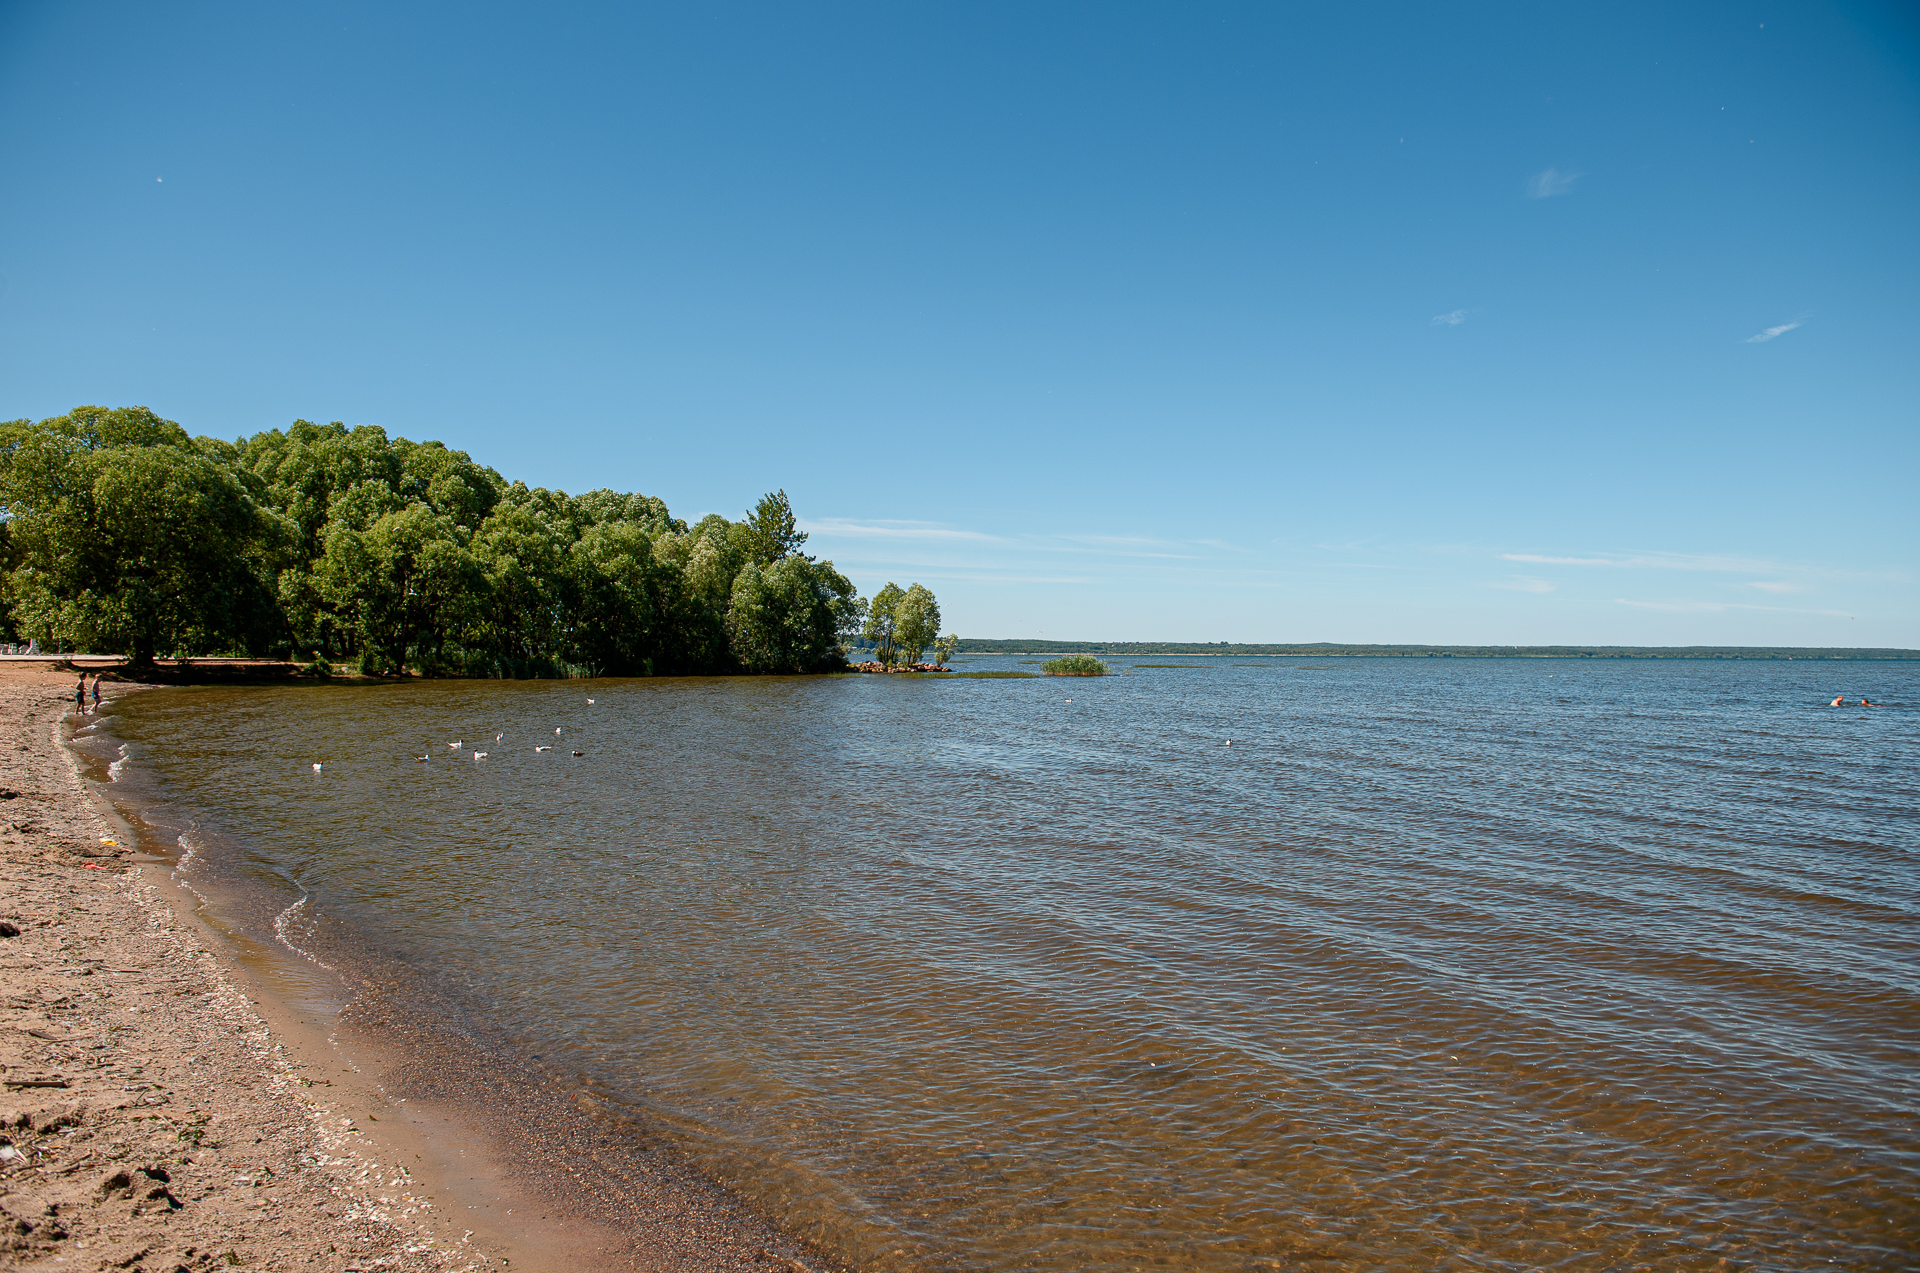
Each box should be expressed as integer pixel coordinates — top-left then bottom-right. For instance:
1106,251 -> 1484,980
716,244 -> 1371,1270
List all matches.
1042,655 -> 1108,677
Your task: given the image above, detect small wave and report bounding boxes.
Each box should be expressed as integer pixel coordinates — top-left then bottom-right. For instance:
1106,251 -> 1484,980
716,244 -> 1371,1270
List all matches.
175,832 -> 200,873
273,896 -> 336,971
107,743 -> 129,781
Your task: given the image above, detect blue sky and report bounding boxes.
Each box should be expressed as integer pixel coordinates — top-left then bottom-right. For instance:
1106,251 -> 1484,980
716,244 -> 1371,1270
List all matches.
3,2 -> 1915,645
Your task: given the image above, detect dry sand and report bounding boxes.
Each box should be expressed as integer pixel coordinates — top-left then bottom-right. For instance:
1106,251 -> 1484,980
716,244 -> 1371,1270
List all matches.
0,663 -> 832,1273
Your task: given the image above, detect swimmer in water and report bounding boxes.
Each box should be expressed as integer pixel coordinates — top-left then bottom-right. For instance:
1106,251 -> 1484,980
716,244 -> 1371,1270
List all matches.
1861,697 -> 1875,706
1830,695 -> 1845,707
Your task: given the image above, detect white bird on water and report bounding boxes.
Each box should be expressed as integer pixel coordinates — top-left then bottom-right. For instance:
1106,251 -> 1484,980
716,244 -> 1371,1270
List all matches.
473,751 -> 488,761
586,698 -> 595,705
311,763 -> 322,771
449,740 -> 462,749
496,733 -> 503,741
555,727 -> 562,735
535,746 -> 551,752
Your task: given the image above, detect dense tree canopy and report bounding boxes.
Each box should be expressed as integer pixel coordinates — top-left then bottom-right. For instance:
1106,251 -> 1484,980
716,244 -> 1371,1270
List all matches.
0,407 -> 882,676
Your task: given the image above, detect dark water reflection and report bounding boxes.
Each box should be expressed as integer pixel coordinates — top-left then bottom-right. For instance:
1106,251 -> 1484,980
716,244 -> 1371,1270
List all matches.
99,659 -> 1919,1270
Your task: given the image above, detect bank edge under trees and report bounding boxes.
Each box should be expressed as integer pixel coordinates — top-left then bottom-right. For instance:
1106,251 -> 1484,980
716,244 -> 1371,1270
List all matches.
0,406 -> 893,676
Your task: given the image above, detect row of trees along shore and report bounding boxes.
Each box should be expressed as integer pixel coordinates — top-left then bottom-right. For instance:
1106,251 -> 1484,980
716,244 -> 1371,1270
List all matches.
0,406 -> 950,676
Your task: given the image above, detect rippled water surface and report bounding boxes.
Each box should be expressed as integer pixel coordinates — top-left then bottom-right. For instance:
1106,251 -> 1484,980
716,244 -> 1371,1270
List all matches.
98,659 -> 1919,1270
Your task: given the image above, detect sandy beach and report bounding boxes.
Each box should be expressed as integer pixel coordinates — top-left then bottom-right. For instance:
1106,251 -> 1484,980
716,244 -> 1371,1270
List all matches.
0,663 -> 831,1273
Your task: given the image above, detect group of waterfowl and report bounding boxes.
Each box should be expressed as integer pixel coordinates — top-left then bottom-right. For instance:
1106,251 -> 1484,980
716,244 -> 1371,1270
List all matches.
311,698 -> 596,771
422,729 -> 586,762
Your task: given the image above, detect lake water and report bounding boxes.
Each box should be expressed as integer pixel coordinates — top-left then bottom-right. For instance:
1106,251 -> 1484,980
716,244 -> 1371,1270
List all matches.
89,658 -> 1919,1270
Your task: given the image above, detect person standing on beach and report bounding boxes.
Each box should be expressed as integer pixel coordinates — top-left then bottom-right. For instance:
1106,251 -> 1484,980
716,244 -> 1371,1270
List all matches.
75,676 -> 87,713
90,676 -> 102,710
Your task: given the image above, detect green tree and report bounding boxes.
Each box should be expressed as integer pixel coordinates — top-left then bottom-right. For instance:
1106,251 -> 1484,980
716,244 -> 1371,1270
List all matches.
565,519 -> 661,675
726,557 -> 861,673
315,503 -> 482,673
469,484 -> 573,664
0,409 -> 281,665
862,581 -> 906,665
933,633 -> 959,667
743,488 -> 808,565
2,404 -> 866,680
894,583 -> 941,665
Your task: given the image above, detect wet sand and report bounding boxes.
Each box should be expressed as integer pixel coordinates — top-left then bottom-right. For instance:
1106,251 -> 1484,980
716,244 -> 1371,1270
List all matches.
0,663 -> 832,1273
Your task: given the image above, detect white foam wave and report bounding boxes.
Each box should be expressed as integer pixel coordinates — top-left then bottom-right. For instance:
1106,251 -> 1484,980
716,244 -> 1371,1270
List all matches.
273,896 -> 336,971
107,743 -> 129,781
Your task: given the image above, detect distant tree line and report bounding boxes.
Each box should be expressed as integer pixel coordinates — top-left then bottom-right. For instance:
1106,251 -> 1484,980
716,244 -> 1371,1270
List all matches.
0,405 -> 947,676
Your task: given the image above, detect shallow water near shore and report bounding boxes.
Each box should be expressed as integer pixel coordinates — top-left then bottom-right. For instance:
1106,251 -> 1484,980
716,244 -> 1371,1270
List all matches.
88,658 -> 1920,1270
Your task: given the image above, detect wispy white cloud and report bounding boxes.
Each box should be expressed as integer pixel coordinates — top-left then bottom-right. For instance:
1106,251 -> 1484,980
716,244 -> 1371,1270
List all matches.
874,571 -> 1096,586
1745,581 -> 1800,594
1050,546 -> 1203,560
800,518 -> 1002,543
1505,553 -> 1617,567
1432,309 -> 1469,326
1745,320 -> 1801,343
1526,167 -> 1580,199
1049,534 -> 1210,558
1490,576 -> 1555,593
1056,533 -> 1170,547
1503,550 -> 1784,574
1613,599 -> 1851,617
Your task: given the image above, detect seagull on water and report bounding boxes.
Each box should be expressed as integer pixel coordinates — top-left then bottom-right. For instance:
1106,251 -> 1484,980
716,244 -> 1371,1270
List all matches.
496,733 -> 503,741
449,740 -> 462,749
571,750 -> 584,757
555,727 -> 562,735
586,698 -> 594,704
311,763 -> 322,771
473,751 -> 488,761
535,746 -> 551,752
416,754 -> 429,762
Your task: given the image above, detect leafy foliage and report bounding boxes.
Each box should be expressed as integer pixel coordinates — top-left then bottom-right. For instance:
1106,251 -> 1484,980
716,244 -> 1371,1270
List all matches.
862,582 -> 907,666
860,581 -> 947,667
742,488 -> 808,566
894,584 -> 941,665
0,406 -> 876,676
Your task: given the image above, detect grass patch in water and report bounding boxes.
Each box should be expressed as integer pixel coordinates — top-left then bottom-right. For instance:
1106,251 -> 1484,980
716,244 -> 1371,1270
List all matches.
1043,655 -> 1109,676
